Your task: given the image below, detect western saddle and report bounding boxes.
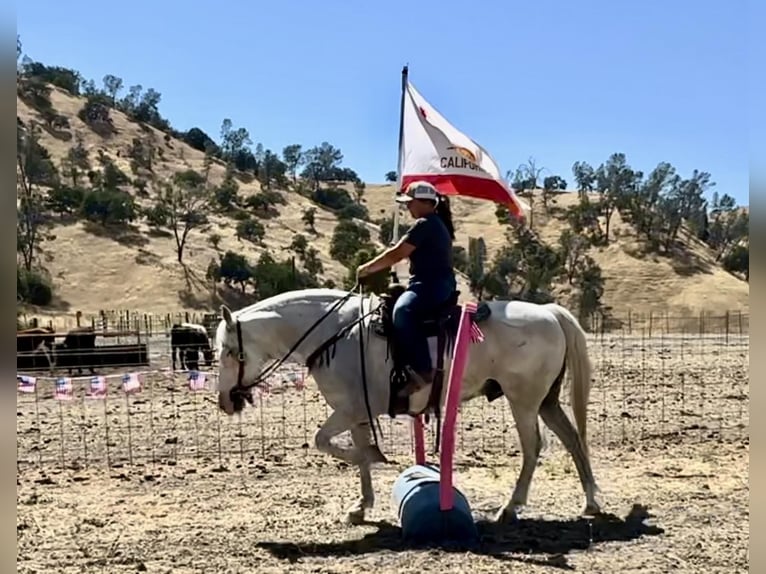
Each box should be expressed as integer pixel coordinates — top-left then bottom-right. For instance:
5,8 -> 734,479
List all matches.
370,281 -> 462,417
370,280 -> 504,419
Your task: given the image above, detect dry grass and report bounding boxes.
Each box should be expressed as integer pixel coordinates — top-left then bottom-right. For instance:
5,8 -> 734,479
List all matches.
16,333 -> 749,573
18,87 -> 748,321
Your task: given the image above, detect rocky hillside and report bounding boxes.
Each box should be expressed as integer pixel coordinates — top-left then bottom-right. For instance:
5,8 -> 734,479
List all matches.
17,81 -> 748,325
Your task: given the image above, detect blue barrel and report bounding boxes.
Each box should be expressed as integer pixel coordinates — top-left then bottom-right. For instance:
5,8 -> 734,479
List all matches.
391,464 -> 479,546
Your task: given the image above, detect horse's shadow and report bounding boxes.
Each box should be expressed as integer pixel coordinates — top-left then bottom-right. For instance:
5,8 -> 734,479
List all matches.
256,503 -> 663,570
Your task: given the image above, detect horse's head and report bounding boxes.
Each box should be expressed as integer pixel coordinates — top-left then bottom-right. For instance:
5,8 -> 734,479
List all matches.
214,304 -> 273,415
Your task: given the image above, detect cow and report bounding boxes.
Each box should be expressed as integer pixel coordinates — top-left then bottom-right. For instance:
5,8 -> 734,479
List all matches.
170,323 -> 213,371
53,326 -> 99,375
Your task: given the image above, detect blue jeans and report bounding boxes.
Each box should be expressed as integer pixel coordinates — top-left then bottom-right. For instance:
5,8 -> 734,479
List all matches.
392,281 -> 455,374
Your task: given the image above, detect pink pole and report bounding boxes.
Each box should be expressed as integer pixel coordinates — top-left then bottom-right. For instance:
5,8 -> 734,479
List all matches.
413,414 -> 426,465
439,302 -> 477,511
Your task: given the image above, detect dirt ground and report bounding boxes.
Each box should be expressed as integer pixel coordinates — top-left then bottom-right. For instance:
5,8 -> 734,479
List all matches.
16,333 -> 749,573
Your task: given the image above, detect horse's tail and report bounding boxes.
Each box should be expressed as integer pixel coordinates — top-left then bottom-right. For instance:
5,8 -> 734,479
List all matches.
545,304 -> 593,454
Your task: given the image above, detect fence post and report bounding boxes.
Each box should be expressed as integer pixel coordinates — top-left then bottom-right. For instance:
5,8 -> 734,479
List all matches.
725,311 -> 730,345
738,310 -> 743,336
649,311 -> 653,338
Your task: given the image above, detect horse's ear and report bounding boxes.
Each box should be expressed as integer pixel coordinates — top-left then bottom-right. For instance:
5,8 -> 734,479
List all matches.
220,305 -> 234,329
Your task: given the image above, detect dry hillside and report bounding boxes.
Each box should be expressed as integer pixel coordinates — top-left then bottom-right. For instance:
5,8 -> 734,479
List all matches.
18,86 -> 748,324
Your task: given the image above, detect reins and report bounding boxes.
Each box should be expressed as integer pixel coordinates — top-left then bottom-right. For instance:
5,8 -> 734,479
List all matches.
227,283 -> 384,452
230,284 -> 359,403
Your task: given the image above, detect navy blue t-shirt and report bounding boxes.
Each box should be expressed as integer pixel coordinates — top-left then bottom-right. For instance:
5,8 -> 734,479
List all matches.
403,213 -> 456,291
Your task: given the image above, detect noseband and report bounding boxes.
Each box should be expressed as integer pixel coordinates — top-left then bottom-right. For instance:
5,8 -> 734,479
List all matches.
229,319 -> 252,406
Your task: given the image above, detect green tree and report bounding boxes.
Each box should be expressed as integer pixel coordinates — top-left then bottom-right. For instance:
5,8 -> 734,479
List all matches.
466,236 -> 489,298
102,74 -> 123,106
377,214 -> 410,245
574,256 -> 605,325
330,220 -> 373,266
558,229 -> 588,284
302,207 -> 316,233
290,234 -> 308,257
182,127 -> 219,155
81,188 -> 137,225
344,248 -> 389,293
708,193 -> 748,260
722,244 -> 749,280
252,252 -> 318,299
301,142 -> 344,189
541,175 -> 567,209
236,217 -> 265,244
214,170 -> 240,212
219,118 -> 252,165
452,245 -> 469,273
78,96 -> 114,135
60,137 -> 90,186
303,247 -> 324,277
571,161 -> 596,200
353,181 -> 366,203
17,267 -> 54,306
17,122 -> 57,271
282,144 -> 304,182
593,153 -> 640,245
47,185 -> 85,216
218,251 -> 253,292
385,171 -> 397,182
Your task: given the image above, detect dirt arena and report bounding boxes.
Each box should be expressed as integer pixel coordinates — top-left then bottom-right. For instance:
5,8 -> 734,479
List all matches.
16,330 -> 749,573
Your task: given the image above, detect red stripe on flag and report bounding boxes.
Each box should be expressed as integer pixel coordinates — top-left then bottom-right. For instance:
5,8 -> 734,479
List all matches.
401,174 -> 525,218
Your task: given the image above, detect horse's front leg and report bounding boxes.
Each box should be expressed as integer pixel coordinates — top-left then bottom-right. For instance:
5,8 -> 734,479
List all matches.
346,422 -> 387,525
314,411 -> 384,525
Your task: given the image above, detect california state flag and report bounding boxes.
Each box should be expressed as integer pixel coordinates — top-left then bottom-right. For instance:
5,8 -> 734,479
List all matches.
400,80 -> 529,219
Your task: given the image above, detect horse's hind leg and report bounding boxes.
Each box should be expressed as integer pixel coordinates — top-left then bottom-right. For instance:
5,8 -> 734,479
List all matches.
539,395 -> 600,516
345,422 -> 381,525
496,399 -> 543,524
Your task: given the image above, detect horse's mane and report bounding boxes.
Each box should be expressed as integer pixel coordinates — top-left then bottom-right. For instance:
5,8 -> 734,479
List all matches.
213,288 -> 356,352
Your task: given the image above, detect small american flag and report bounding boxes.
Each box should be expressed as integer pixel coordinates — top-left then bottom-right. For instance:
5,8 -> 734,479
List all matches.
122,373 -> 142,394
87,376 -> 107,399
54,377 -> 74,401
470,321 -> 485,343
17,375 -> 36,394
292,370 -> 306,390
187,370 -> 207,391
254,381 -> 271,399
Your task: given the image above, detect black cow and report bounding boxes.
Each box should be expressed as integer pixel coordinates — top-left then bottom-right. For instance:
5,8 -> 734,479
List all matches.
170,323 -> 213,371
54,326 -> 98,374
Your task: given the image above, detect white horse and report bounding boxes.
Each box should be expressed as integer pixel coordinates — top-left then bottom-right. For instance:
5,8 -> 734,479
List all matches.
213,287 -> 601,525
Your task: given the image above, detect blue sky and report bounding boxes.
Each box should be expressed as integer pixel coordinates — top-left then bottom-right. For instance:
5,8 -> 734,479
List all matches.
18,0 -> 749,206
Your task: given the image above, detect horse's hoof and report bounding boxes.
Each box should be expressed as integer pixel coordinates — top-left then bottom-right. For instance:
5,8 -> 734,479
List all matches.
495,505 -> 520,525
582,502 -> 602,517
344,508 -> 366,526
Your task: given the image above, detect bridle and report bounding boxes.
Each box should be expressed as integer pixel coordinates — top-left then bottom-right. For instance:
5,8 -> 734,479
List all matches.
227,284 -> 368,406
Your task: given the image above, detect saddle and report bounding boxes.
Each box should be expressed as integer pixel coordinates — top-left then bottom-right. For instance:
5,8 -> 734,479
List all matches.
371,282 -> 462,418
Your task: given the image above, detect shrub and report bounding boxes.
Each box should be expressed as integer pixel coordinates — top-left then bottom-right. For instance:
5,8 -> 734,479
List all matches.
17,268 -> 53,306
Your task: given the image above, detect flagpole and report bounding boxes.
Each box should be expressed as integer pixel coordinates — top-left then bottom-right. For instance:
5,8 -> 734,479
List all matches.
391,64 -> 408,283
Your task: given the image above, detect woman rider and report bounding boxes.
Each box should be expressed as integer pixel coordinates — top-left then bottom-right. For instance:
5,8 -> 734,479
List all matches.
356,180 -> 457,399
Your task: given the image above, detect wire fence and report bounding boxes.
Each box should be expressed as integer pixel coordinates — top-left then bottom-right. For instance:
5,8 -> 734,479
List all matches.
18,307 -> 751,337
16,313 -> 749,472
